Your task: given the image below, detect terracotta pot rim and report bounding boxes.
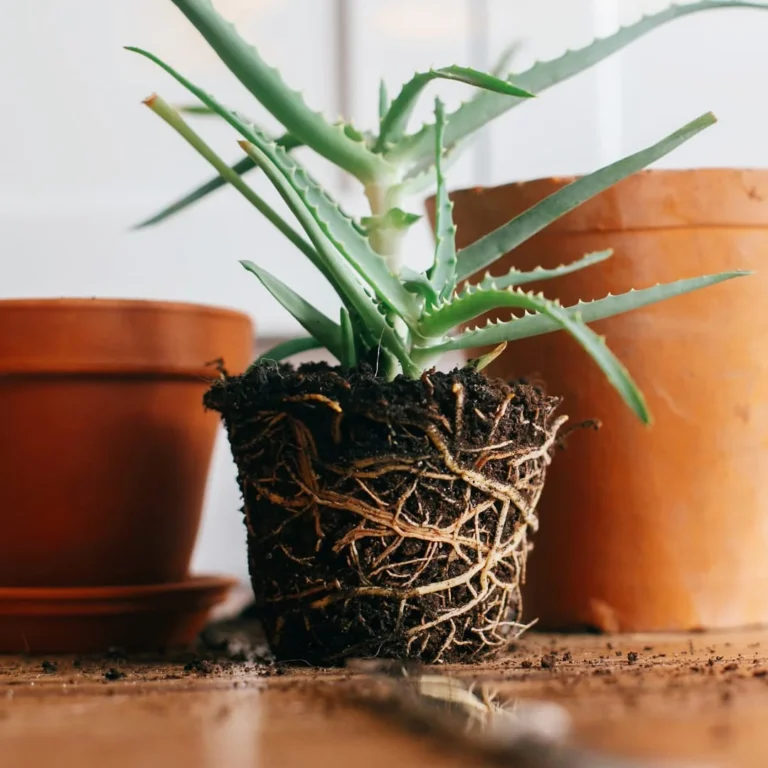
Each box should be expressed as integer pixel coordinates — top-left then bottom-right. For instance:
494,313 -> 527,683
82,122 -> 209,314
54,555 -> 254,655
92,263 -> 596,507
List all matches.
0,298 -> 255,377
434,167 -> 768,234
0,366 -> 226,379
447,167 -> 768,196
0,297 -> 251,323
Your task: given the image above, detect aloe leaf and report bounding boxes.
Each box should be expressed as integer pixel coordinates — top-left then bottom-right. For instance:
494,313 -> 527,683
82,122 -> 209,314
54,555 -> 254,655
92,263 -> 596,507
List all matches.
421,286 -> 648,421
255,337 -> 324,364
241,260 -> 343,359
139,94 -> 319,265
423,271 -> 750,354
161,0 -> 388,183
476,249 -> 613,290
542,301 -> 649,423
456,113 -> 715,281
126,47 -> 417,325
134,133 -> 303,229
339,308 -> 357,368
176,103 -> 217,115
387,1 -> 768,167
141,91 -> 343,298
361,208 -> 422,234
419,284 -> 533,337
374,65 -> 534,152
387,142 -> 462,202
237,140 -> 419,377
466,342 -> 507,372
427,99 -> 457,301
378,79 -> 389,123
240,140 -> 418,324
136,156 -> 254,228
401,266 -> 439,305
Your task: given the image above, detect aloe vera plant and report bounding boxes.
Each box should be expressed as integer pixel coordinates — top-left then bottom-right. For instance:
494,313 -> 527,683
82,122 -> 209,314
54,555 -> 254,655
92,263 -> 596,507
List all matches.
129,1 -> 757,665
134,0 -> 768,238
126,0 -> 766,423
140,87 -> 743,423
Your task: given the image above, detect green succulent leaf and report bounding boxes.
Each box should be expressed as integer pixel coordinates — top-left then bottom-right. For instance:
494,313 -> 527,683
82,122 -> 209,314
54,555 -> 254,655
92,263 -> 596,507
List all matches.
374,65 -> 534,153
134,132 -> 303,229
161,0 -> 389,183
378,79 -> 390,123
387,1 -> 768,168
254,337 -> 324,365
241,260 -> 343,359
175,103 -> 217,115
419,284 -> 522,337
387,142 -> 462,202
237,140 -> 419,377
240,139 -> 418,324
339,308 -> 358,368
343,123 -> 366,143
456,112 -> 715,281
421,286 -> 649,422
135,155 -> 255,229
361,208 -> 422,233
542,301 -> 649,423
126,46 -> 417,326
400,266 -> 439,305
427,99 -> 457,301
138,94 -> 318,265
424,271 -> 750,353
466,342 -> 507,372
476,249 -> 613,290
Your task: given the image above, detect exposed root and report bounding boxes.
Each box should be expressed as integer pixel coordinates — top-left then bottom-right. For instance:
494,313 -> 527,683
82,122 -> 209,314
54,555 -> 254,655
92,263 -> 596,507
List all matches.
205,362 -> 565,665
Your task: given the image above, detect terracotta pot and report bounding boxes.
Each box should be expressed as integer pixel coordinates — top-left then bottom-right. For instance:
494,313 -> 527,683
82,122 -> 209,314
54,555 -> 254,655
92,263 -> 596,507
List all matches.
428,169 -> 768,632
0,299 -> 253,588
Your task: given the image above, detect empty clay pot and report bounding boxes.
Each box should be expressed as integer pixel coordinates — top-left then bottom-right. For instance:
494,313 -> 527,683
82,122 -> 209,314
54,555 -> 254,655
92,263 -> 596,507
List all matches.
429,169 -> 768,632
0,299 -> 253,588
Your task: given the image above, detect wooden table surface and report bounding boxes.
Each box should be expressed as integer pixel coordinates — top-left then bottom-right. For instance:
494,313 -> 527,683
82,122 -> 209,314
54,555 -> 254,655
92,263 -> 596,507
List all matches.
2,628 -> 768,767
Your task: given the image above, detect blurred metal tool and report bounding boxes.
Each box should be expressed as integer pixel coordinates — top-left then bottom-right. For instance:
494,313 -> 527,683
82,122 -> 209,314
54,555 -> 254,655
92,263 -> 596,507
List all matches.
345,659 -> 714,768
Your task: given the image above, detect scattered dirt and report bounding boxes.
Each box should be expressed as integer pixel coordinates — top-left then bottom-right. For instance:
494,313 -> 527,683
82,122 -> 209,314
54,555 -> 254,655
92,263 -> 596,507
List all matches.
184,659 -> 214,675
627,651 -> 639,665
205,362 -> 565,666
0,620 -> 277,689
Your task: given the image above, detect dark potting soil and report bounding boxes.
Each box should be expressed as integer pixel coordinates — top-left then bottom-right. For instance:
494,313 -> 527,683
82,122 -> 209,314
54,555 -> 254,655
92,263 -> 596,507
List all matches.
204,362 -> 565,666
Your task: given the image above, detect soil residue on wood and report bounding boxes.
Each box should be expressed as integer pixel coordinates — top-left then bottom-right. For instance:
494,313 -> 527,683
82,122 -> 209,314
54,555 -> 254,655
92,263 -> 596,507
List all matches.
205,362 -> 565,666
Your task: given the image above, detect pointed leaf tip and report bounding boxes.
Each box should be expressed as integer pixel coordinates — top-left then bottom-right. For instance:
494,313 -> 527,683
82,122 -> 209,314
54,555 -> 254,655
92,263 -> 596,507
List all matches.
386,1 -> 755,169
142,93 -> 158,106
456,113 -> 719,280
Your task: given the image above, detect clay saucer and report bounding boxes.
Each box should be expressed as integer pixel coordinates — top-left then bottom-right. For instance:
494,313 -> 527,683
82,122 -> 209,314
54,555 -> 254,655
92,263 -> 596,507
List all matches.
0,575 -> 237,654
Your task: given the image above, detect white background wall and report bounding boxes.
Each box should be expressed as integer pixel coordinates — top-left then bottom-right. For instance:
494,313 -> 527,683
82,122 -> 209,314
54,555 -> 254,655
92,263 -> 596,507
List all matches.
3,0 -> 768,582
